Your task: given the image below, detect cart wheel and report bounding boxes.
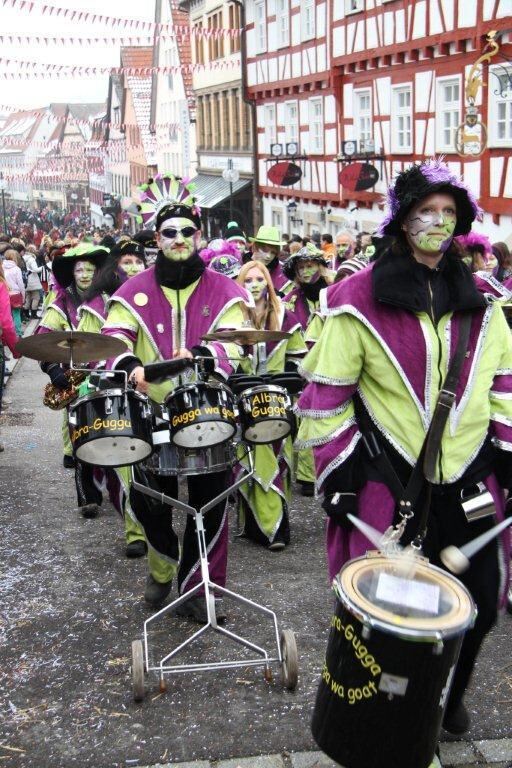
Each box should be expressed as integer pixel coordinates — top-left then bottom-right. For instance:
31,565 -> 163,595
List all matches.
131,640 -> 145,702
280,629 -> 298,691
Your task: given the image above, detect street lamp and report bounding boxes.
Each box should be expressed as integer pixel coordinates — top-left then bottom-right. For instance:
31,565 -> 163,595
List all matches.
0,173 -> 7,233
222,159 -> 239,222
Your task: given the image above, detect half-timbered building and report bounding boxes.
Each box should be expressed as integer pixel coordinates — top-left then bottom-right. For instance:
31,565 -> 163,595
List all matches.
245,0 -> 512,241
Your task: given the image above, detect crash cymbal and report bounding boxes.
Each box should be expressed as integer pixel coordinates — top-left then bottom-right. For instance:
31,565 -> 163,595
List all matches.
202,328 -> 291,345
16,331 -> 128,364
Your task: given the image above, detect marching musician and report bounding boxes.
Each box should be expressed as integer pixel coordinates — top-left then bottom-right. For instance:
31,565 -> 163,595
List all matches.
234,261 -> 307,551
37,244 -> 108,510
76,240 -> 147,557
101,174 -> 252,622
296,160 -> 512,736
249,225 -> 293,297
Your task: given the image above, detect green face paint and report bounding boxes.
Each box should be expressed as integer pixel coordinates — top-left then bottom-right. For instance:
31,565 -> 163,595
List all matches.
119,255 -> 145,278
157,216 -> 198,262
73,260 -> 96,291
297,261 -> 320,284
404,194 -> 457,255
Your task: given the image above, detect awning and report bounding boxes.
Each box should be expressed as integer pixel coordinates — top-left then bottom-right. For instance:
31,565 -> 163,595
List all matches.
190,173 -> 252,210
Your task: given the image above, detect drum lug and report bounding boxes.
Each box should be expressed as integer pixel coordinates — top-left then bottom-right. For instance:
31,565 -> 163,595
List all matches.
105,397 -> 113,415
361,624 -> 372,641
433,639 -> 444,656
68,412 -> 77,426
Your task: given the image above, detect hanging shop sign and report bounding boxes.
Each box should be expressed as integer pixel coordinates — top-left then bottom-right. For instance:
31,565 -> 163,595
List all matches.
339,162 -> 379,192
267,162 -> 303,187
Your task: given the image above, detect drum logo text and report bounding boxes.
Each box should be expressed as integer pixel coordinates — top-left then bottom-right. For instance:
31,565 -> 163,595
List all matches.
71,418 -> 132,442
249,393 -> 287,420
171,406 -> 235,428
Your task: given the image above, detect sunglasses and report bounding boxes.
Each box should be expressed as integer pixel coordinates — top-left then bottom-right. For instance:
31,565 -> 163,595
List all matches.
159,226 -> 198,239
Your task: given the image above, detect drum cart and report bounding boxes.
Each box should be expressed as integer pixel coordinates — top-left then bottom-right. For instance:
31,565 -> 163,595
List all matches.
129,446 -> 299,701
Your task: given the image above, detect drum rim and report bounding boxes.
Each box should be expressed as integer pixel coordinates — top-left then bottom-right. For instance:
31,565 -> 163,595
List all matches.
70,388 -> 149,408
171,420 -> 237,448
164,380 -> 233,403
238,383 -> 290,399
335,552 -> 476,641
144,440 -> 236,475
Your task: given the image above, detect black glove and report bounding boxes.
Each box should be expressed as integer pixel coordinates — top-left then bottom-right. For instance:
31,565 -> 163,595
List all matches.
47,364 -> 69,391
322,491 -> 358,531
191,345 -> 215,374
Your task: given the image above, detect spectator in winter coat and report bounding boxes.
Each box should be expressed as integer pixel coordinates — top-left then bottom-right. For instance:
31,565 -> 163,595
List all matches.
22,249 -> 43,319
2,250 -> 25,335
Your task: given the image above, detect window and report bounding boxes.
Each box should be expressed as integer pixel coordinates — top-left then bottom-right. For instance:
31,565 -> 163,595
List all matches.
254,0 -> 267,53
284,101 -> 299,145
345,0 -> 364,13
264,104 -> 276,151
353,89 -> 372,143
302,0 -> 315,40
229,4 -> 241,54
194,22 -> 204,65
488,65 -> 512,147
208,11 -> 224,60
436,78 -> 460,152
276,0 -> 289,48
272,209 -> 283,229
391,86 -> 412,153
309,97 -> 324,153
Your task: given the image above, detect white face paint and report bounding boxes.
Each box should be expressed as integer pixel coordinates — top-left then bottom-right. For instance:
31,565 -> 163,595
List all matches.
156,216 -> 200,262
118,254 -> 145,278
73,259 -> 96,291
252,243 -> 278,266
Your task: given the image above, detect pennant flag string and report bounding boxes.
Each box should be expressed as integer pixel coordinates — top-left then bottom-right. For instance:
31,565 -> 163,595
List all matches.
0,55 -> 240,77
0,0 -> 241,37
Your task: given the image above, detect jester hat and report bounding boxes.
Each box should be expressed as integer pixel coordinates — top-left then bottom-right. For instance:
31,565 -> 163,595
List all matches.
137,173 -> 201,231
379,158 -> 482,237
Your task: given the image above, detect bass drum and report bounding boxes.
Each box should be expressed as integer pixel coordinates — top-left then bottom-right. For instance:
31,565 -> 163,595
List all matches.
311,552 -> 476,768
165,381 -> 236,449
144,431 -> 236,476
68,389 -> 153,467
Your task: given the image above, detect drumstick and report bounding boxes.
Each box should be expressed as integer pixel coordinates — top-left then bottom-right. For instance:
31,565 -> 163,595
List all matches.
347,514 -> 386,548
440,517 -> 512,574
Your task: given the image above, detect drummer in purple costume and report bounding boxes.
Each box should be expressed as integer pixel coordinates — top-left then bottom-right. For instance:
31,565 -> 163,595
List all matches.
37,244 -> 109,515
102,174 -> 252,621
296,159 -> 512,736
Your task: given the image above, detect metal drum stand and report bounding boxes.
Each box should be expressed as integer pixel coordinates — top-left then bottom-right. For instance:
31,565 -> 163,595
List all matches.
129,445 -> 299,701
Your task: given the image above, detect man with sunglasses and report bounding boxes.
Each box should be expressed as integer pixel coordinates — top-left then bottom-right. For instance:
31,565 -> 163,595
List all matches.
102,182 -> 252,622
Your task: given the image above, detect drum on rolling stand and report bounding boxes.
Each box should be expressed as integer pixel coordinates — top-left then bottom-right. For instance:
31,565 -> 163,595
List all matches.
68,388 -> 153,467
145,428 -> 236,476
164,380 -> 236,448
312,552 -> 476,768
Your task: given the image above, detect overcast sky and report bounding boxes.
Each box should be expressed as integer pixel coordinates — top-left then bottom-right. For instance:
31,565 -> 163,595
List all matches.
0,0 -> 156,109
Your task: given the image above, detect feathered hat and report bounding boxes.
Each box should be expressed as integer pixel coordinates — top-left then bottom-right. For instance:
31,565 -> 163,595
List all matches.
199,238 -> 240,266
379,158 -> 482,237
282,243 -> 329,280
137,173 -> 201,231
209,254 -> 242,278
456,231 -> 492,255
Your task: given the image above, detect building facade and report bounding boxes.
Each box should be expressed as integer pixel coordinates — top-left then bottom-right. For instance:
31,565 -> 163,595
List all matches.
181,0 -> 255,236
245,0 -> 512,241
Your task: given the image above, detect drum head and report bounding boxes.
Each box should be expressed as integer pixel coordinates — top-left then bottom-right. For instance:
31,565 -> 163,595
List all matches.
244,418 -> 291,443
172,420 -> 235,449
75,436 -> 153,467
335,552 -> 475,640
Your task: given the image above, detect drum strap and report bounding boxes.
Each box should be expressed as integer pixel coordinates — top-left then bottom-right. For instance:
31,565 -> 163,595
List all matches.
357,312 -> 472,544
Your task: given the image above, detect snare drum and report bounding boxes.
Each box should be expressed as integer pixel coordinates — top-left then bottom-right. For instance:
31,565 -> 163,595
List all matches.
145,431 -> 236,476
312,552 -> 476,768
68,389 -> 153,467
237,384 -> 293,444
165,381 -> 236,449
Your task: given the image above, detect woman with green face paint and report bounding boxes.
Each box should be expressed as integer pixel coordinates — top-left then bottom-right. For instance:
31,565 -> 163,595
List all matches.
234,260 -> 308,551
75,240 -> 148,556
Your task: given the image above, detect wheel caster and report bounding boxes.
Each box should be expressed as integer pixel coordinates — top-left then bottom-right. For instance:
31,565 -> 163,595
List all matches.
280,629 -> 298,691
159,677 -> 167,693
263,665 -> 273,683
131,639 -> 145,702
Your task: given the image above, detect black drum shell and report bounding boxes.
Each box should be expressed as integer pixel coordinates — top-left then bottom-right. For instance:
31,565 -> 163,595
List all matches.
237,385 -> 294,444
165,381 -> 236,448
311,598 -> 464,768
69,389 -> 153,467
